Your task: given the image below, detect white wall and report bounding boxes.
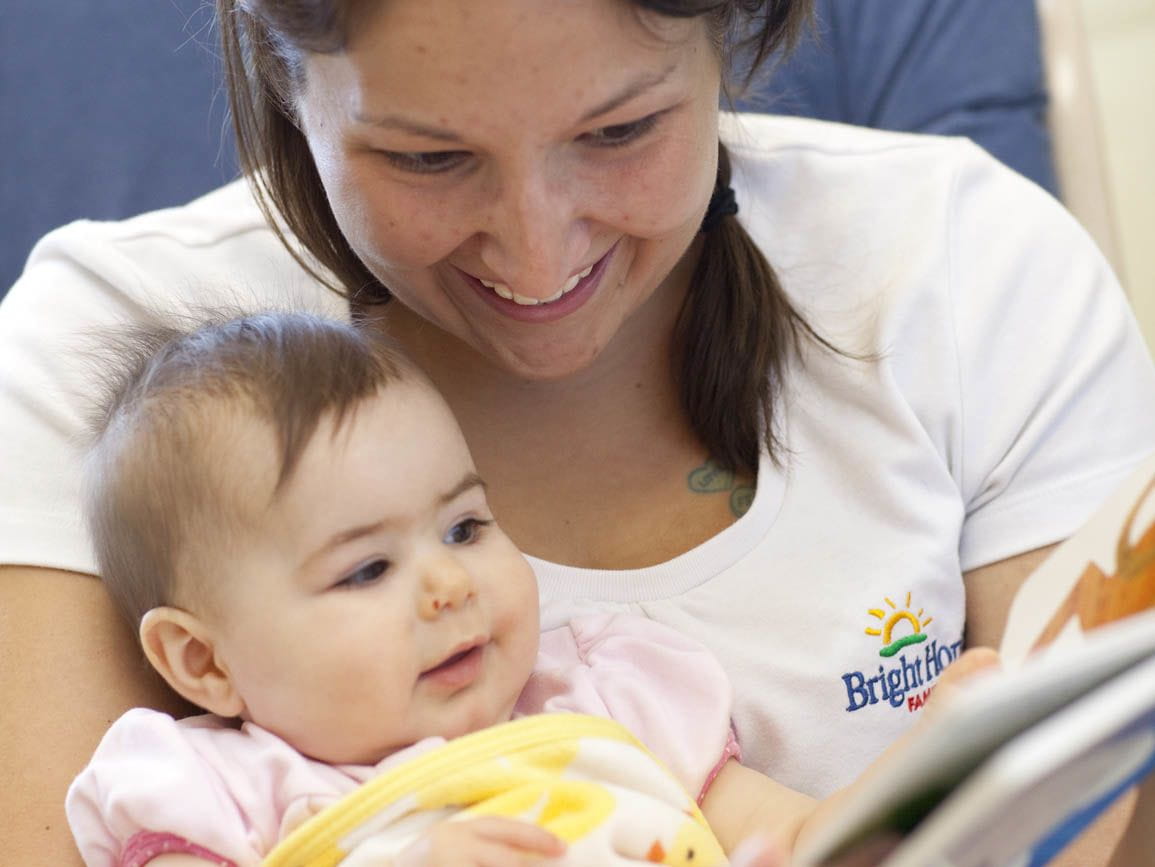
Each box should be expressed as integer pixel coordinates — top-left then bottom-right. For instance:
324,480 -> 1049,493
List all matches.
1080,0 -> 1155,353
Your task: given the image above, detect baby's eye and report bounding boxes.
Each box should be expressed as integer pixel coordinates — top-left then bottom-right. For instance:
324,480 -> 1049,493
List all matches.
581,112 -> 662,148
336,559 -> 390,589
444,518 -> 492,546
380,149 -> 470,174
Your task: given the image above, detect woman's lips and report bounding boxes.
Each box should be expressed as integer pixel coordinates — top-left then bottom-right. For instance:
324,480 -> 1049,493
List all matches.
479,262 -> 594,306
460,242 -> 617,323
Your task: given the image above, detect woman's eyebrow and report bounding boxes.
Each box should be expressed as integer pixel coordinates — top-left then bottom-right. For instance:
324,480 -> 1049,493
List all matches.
353,64 -> 678,140
352,113 -> 464,143
578,63 -> 677,124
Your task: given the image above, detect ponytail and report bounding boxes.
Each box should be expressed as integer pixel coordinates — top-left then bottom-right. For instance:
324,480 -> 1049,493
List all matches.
674,142 -> 838,475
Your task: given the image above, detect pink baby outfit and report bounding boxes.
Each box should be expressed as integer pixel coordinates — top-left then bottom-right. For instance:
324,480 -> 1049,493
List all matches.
66,613 -> 736,866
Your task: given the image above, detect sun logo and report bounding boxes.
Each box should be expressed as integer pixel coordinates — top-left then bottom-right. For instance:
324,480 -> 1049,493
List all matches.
865,592 -> 934,658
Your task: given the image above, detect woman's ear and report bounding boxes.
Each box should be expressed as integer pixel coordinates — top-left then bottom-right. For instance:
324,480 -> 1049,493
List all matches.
139,607 -> 245,718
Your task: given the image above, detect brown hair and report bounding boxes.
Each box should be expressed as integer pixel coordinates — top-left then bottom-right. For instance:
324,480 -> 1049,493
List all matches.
84,311 -> 408,626
218,0 -> 823,475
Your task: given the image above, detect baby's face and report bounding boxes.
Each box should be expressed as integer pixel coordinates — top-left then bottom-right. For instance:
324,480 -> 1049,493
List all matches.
206,379 -> 540,765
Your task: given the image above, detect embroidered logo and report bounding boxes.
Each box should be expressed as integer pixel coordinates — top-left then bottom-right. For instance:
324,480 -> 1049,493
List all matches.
840,590 -> 961,714
864,592 -> 933,658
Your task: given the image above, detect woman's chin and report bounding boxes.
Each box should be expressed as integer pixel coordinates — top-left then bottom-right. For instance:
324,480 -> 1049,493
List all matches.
487,340 -> 608,383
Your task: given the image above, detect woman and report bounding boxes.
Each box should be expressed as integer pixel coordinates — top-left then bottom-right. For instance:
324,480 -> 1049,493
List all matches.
2,0 -> 1153,862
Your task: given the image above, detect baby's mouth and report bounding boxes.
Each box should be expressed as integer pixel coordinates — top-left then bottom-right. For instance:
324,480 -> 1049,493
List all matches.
476,262 -> 595,307
422,646 -> 477,675
420,639 -> 487,681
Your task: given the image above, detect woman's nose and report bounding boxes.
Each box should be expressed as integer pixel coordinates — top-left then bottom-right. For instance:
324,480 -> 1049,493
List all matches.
477,164 -> 589,302
417,556 -> 477,620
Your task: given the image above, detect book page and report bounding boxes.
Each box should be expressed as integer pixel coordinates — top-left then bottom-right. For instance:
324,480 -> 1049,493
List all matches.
1001,451 -> 1155,667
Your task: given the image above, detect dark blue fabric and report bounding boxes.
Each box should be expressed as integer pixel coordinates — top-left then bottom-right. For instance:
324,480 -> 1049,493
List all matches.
737,0 -> 1057,195
1,0 -> 237,296
1,0 -> 1056,298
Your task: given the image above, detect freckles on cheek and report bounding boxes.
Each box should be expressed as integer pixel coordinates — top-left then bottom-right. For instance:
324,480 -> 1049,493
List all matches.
343,185 -> 463,272
624,162 -> 711,238
361,209 -> 456,273
608,122 -> 716,237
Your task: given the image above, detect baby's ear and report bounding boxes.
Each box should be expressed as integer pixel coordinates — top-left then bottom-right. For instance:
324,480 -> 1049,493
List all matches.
140,607 -> 244,718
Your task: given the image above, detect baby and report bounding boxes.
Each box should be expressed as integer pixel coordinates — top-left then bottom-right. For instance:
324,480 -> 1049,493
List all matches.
65,311 -> 987,866
66,311 -> 737,866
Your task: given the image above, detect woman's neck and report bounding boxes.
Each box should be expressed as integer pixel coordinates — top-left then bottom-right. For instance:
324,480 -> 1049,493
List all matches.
379,250 -> 725,566
393,273 -> 692,460
386,239 -> 698,451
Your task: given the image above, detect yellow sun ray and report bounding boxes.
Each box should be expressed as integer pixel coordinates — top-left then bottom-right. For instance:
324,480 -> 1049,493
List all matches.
865,592 -> 933,657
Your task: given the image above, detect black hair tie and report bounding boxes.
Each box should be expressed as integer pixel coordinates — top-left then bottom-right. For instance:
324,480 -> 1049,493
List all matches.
700,183 -> 739,232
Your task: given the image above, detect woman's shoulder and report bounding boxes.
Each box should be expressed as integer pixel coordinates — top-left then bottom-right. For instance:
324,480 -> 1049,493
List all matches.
721,110 -> 1021,222
64,179 -> 271,246
4,179 -> 342,322
726,114 -> 949,247
721,111 -> 967,161
24,180 -> 274,271
721,111 -> 1084,310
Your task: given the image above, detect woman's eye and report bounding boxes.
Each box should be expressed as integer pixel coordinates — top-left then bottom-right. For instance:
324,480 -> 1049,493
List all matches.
380,149 -> 470,175
336,559 -> 390,589
444,518 -> 492,546
581,113 -> 662,148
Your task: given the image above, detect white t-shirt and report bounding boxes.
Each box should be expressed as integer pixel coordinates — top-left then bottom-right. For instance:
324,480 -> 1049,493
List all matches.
3,114 -> 1153,798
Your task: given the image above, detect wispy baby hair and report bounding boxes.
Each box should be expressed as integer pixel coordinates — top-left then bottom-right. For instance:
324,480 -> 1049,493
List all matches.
84,310 -> 409,627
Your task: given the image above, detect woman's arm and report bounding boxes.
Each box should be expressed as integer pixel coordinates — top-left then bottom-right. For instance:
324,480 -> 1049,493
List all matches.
964,544 -> 1135,866
723,545 -> 1133,866
1110,776 -> 1155,867
702,641 -> 1138,865
701,646 -> 1000,857
962,543 -> 1056,650
1,566 -> 190,865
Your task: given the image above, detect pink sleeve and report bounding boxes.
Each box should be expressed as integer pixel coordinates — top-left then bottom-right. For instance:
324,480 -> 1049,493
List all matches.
515,612 -> 735,800
65,709 -> 270,866
120,832 -> 236,867
698,727 -> 742,806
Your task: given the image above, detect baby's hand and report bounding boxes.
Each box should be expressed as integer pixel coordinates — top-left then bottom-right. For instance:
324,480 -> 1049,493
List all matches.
396,815 -> 566,866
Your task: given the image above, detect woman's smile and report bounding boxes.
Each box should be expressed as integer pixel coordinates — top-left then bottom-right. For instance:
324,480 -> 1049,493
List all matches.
455,242 -> 618,323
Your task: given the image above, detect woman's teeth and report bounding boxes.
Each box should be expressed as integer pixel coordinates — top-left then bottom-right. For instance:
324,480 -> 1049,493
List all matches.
479,264 -> 594,306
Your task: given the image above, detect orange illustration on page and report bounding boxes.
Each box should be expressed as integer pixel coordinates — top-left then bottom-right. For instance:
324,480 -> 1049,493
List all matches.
1030,475 -> 1155,652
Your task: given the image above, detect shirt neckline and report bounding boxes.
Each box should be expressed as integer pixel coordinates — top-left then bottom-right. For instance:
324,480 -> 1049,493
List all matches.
530,449 -> 785,613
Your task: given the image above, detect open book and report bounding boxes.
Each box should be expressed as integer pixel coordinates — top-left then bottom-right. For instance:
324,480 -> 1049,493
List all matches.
794,453 -> 1155,867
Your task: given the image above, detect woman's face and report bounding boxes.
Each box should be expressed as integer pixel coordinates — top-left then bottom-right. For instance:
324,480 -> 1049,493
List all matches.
297,0 -> 722,380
